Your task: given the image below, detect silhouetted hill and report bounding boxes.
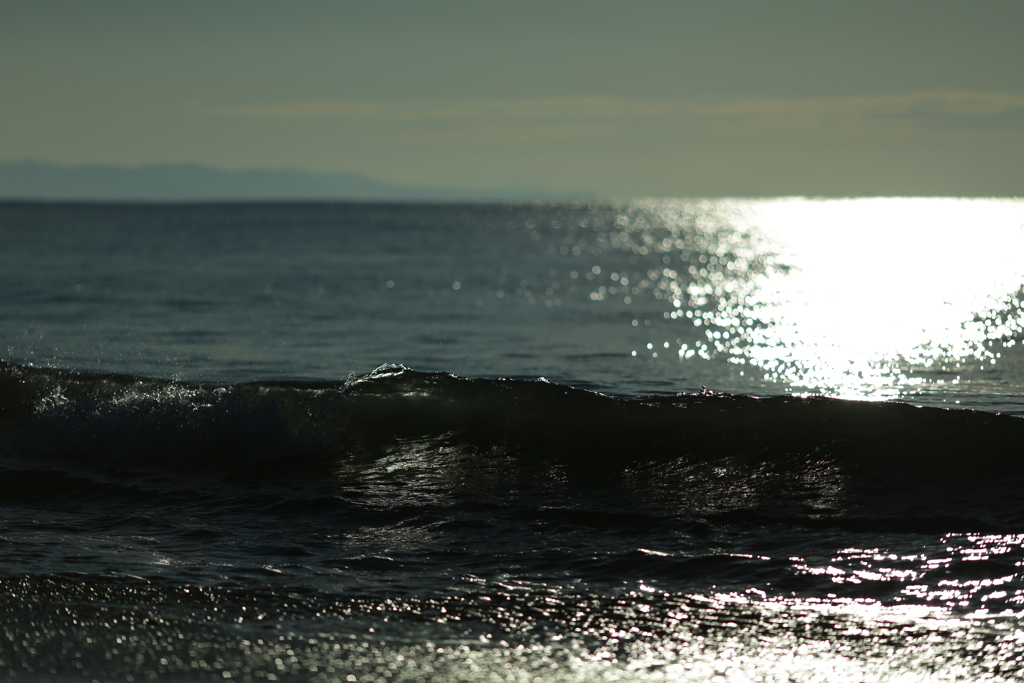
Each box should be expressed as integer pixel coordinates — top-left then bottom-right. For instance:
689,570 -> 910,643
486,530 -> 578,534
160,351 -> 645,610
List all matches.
0,161 -> 591,202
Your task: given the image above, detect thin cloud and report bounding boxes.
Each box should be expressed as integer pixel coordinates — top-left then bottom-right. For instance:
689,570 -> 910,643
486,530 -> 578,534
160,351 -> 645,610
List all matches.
195,91 -> 1024,142
201,91 -> 1024,120
383,122 -> 617,145
684,91 -> 1024,135
197,97 -> 668,122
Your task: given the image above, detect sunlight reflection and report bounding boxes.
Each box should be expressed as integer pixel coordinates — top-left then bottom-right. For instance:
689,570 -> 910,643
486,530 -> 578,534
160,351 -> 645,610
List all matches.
635,198 -> 1024,399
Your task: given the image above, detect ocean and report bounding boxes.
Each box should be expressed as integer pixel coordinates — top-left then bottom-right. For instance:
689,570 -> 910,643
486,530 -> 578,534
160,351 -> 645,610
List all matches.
2,198 -> 1024,682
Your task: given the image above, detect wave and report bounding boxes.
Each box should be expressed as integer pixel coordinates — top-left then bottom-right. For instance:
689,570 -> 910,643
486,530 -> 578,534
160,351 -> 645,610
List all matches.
3,361 -> 1024,530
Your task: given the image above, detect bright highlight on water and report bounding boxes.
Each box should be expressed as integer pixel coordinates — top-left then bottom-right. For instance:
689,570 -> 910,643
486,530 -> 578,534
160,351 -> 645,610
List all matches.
2,198 -> 1024,682
656,198 -> 1024,400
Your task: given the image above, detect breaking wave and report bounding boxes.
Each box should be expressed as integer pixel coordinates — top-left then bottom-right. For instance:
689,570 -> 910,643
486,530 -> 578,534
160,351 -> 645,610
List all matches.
3,361 -> 1024,533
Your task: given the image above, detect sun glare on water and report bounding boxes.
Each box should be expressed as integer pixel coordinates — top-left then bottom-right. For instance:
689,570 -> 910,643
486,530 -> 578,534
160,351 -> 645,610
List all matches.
636,198 -> 1024,400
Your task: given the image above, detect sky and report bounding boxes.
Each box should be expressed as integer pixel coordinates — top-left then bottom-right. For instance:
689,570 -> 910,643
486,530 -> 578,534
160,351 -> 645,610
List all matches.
2,0 -> 1022,198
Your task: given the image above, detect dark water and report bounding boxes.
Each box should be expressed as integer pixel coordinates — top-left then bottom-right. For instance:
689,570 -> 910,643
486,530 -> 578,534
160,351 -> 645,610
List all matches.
3,201 -> 1024,681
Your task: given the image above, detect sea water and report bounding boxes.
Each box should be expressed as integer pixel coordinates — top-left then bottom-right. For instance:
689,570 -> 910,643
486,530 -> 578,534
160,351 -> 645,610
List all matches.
2,198 -> 1024,681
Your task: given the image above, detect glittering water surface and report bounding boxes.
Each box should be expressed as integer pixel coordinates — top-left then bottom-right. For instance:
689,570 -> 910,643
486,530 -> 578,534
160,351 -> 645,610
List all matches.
670,198 -> 1024,401
2,199 -> 1024,681
4,199 -> 1023,406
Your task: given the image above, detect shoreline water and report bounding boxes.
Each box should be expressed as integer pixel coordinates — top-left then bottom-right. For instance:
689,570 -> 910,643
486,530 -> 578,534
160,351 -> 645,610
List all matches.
3,199 -> 1024,680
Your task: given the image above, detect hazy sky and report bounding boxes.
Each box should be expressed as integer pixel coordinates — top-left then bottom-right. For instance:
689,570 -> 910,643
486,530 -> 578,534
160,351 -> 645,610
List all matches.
2,0 -> 1022,197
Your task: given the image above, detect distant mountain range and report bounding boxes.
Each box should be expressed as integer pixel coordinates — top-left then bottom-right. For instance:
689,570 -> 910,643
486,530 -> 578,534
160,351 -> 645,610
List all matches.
0,161 -> 592,202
